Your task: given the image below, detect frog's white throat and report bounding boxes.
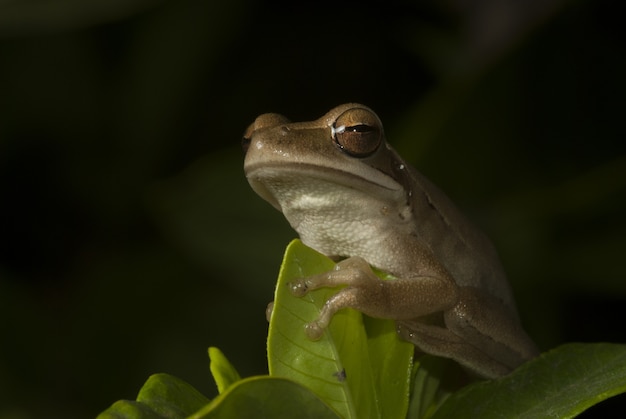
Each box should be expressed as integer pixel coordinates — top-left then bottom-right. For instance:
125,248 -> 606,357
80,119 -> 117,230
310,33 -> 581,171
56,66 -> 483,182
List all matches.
248,167 -> 412,259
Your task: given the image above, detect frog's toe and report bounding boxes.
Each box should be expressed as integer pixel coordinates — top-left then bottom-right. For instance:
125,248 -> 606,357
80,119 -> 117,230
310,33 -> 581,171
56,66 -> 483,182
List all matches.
304,321 -> 325,340
288,280 -> 309,296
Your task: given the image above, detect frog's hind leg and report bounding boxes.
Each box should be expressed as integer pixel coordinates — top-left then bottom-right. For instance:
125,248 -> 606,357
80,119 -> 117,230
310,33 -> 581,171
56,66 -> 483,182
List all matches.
396,318 -> 512,379
397,288 -> 538,379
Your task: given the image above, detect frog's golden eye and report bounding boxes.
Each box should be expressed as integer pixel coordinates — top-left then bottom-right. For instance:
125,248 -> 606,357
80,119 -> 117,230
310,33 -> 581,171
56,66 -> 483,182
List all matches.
332,107 -> 382,157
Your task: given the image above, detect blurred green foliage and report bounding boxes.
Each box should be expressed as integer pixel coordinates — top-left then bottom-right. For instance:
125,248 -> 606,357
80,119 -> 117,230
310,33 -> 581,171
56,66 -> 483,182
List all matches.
0,0 -> 624,417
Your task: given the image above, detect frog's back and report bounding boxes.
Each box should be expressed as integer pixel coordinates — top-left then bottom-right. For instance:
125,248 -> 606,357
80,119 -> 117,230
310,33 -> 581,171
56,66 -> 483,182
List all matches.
405,164 -> 517,311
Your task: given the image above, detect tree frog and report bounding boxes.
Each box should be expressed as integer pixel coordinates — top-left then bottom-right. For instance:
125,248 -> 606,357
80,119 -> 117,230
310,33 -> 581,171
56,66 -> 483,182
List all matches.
242,103 -> 538,378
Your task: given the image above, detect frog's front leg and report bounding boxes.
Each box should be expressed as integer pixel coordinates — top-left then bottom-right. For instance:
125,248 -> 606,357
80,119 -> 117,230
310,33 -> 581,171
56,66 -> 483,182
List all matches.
289,256 -> 459,340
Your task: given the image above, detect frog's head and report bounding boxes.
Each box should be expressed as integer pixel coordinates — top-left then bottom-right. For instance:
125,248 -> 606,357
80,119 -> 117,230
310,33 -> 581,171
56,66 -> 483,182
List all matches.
242,104 -> 410,214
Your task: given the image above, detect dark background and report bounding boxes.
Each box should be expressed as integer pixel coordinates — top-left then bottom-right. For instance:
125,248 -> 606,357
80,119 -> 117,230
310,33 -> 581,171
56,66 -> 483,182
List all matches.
1,0 -> 625,417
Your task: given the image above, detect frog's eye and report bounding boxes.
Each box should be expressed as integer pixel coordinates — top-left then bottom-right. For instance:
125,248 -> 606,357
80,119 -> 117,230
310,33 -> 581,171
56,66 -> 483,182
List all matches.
332,107 -> 383,157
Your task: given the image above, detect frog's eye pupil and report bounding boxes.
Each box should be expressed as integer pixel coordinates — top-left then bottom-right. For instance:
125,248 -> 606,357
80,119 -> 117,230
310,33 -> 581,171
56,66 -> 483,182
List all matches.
348,124 -> 372,133
333,108 -> 383,157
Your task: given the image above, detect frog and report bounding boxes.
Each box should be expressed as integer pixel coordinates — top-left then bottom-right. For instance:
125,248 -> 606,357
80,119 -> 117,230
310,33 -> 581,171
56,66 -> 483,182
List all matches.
242,103 -> 538,378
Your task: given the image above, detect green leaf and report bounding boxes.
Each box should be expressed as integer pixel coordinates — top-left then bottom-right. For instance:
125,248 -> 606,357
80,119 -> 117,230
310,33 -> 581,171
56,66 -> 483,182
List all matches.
267,239 -> 414,419
430,343 -> 626,419
97,373 -> 210,419
97,400 -> 163,419
407,355 -> 466,419
189,376 -> 339,419
362,315 -> 416,418
208,346 -> 241,394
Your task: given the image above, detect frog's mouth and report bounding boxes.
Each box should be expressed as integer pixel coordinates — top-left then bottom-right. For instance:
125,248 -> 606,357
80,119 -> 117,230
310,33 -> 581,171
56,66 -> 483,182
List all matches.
245,162 -> 405,213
